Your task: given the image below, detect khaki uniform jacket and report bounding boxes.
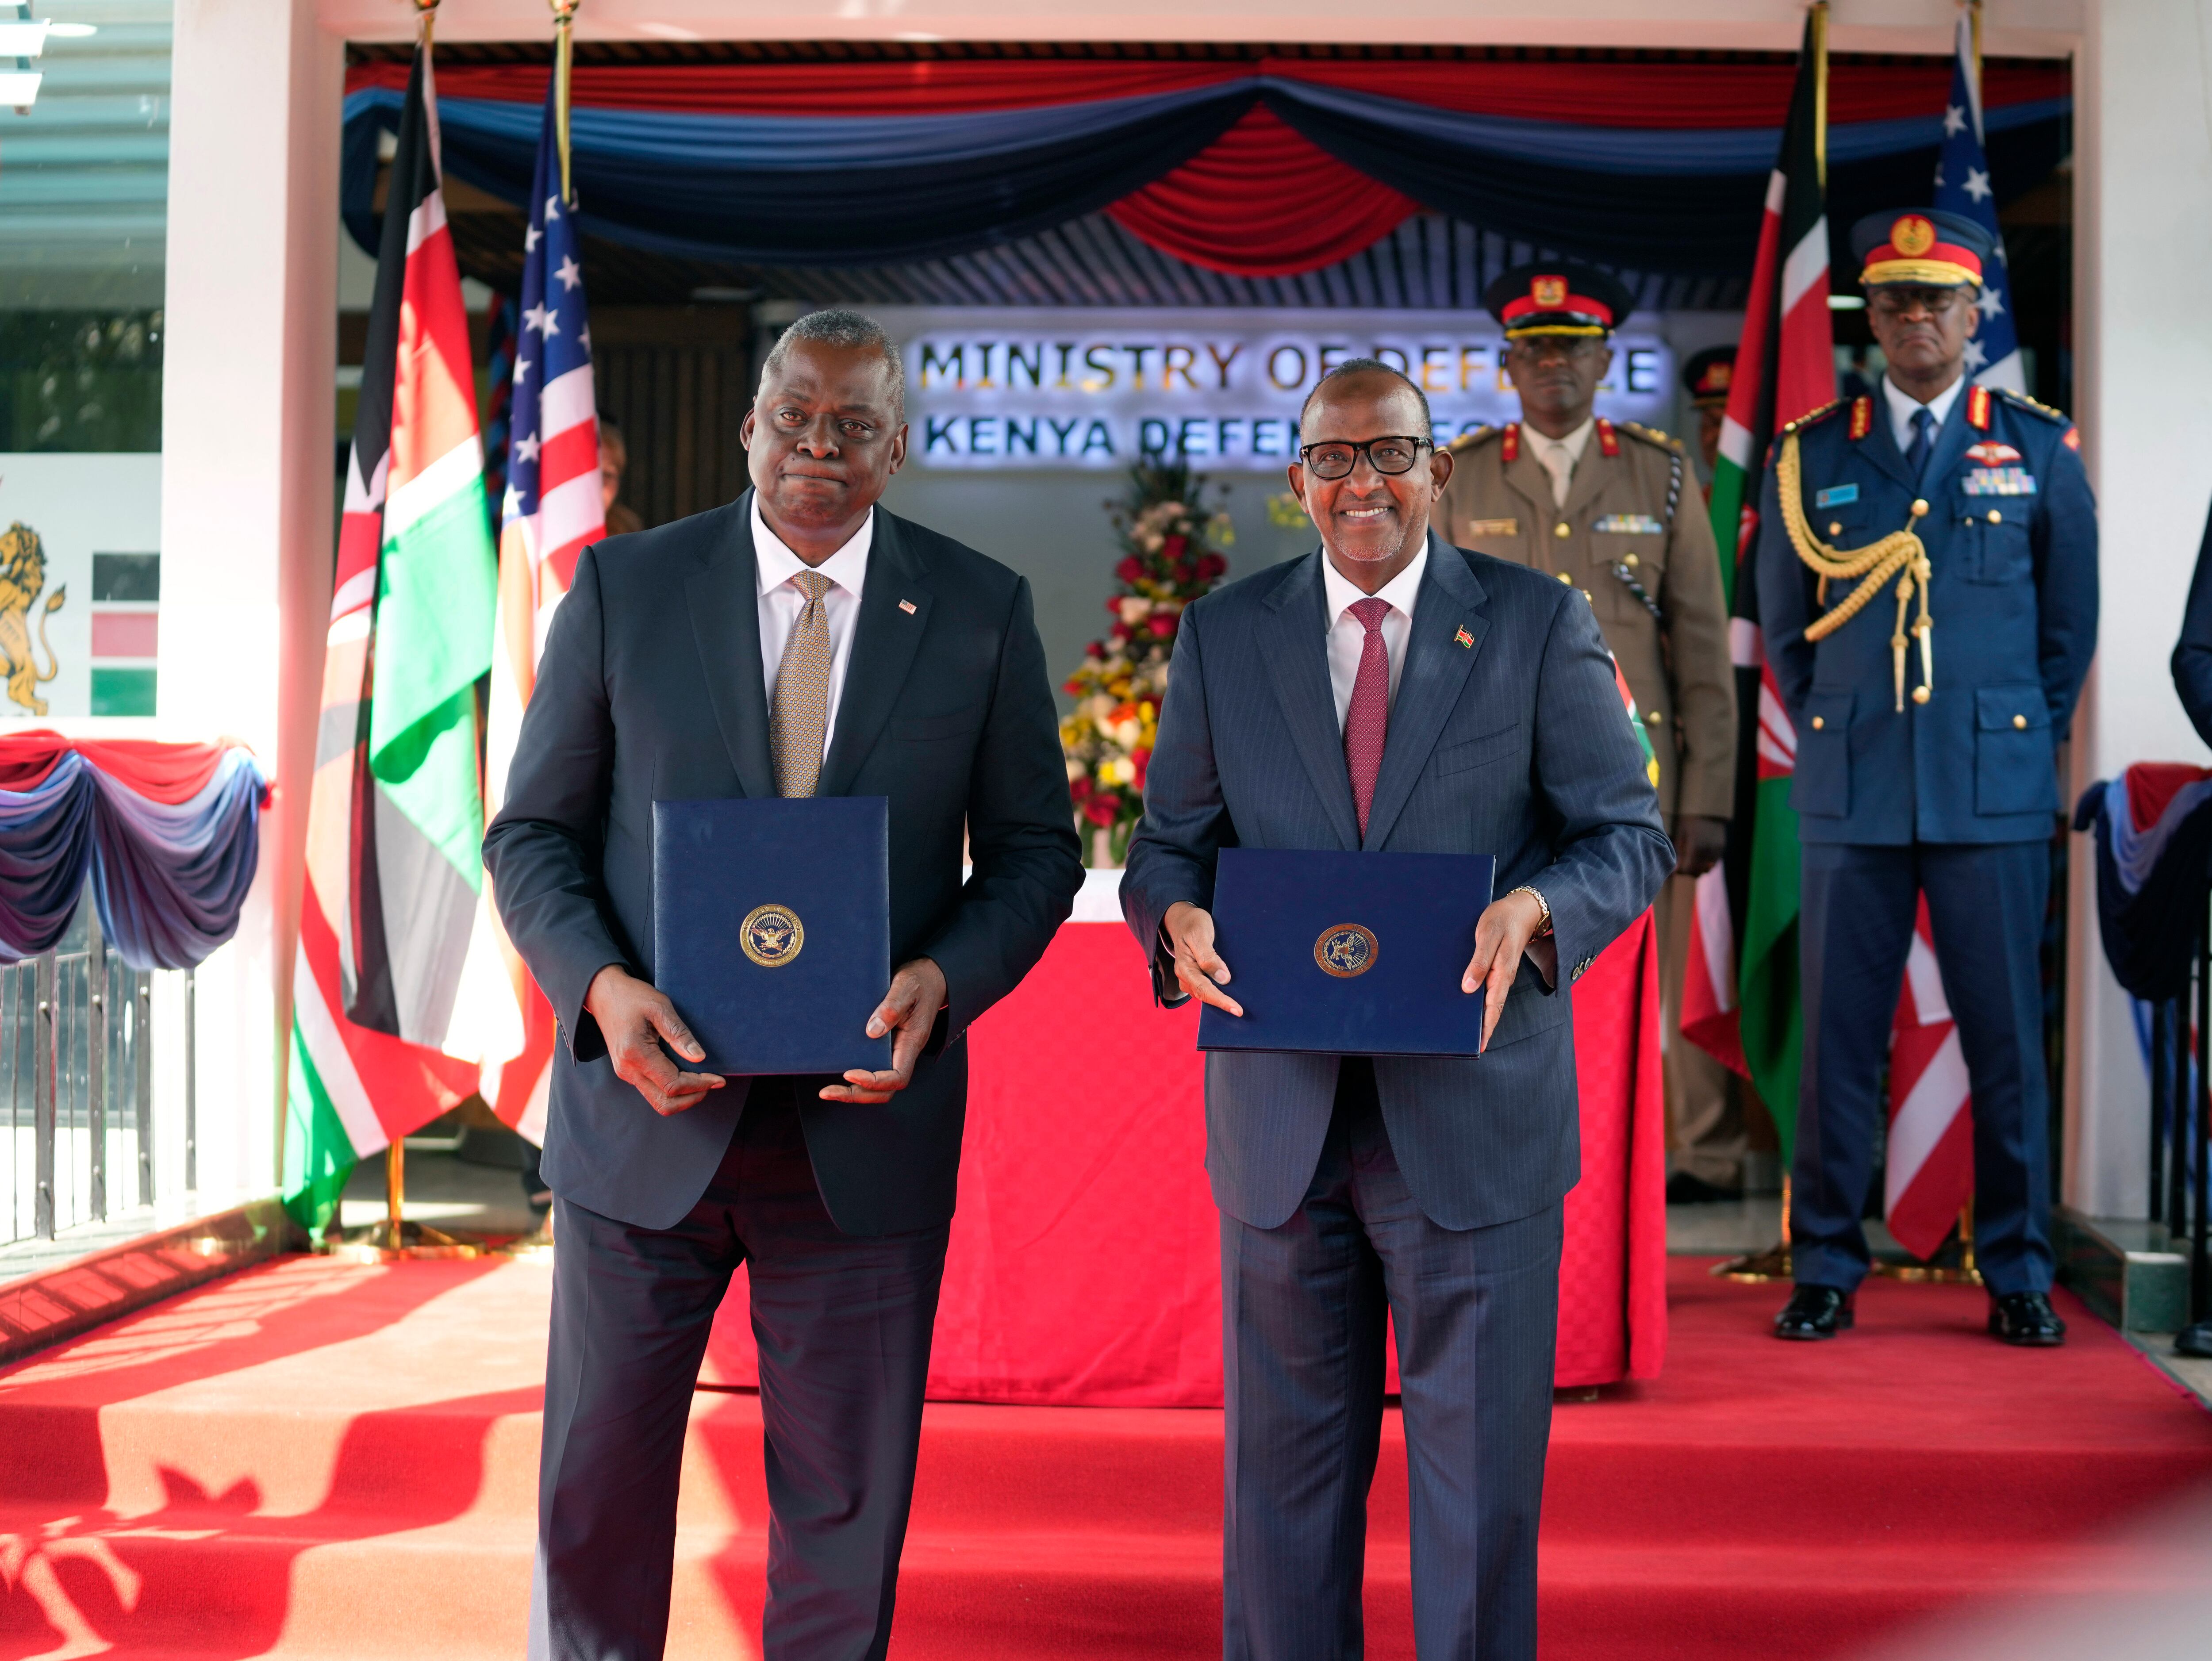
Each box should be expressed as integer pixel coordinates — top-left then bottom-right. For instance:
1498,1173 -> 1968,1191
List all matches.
1430,419 -> 1736,821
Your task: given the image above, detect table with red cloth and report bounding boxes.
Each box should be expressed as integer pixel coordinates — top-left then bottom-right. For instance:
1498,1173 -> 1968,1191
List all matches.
705,912 -> 1668,1400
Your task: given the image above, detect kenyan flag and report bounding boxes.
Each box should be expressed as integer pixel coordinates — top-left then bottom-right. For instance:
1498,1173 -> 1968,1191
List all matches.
285,41 -> 495,1228
1681,10 -> 1835,1164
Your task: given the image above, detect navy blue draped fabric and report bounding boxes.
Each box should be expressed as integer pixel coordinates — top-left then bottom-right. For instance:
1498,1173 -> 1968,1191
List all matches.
339,75 -> 2070,276
0,749 -> 266,971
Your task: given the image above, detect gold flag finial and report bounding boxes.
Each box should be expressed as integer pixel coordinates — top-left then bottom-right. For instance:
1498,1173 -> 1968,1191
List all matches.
551,0 -> 580,205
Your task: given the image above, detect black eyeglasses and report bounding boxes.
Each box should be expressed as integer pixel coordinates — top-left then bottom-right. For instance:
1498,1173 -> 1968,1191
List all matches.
1298,436 -> 1433,480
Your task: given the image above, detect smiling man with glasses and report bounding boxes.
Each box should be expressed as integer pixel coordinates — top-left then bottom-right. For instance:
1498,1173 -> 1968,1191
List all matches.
1122,358 -> 1671,1658
1434,262 -> 1744,1206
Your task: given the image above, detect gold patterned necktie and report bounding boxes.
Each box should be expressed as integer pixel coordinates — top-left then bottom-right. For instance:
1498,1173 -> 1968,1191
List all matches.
771,568 -> 838,798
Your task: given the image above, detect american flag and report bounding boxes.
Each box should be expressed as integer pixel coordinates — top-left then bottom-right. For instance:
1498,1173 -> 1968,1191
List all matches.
478,78 -> 606,1142
1885,901 -> 1974,1261
1934,13 -> 2025,392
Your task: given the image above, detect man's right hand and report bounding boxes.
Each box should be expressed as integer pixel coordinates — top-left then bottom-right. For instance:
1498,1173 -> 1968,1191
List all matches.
1164,901 -> 1244,1017
584,964 -> 726,1116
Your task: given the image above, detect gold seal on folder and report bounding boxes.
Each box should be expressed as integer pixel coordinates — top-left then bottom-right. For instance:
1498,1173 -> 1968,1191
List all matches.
741,903 -> 805,969
1313,923 -> 1379,979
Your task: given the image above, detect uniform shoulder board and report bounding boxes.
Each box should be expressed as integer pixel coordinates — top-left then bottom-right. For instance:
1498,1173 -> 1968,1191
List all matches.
1445,426 -> 1498,454
1993,386 -> 2073,426
1619,420 -> 1682,453
1781,399 -> 1846,435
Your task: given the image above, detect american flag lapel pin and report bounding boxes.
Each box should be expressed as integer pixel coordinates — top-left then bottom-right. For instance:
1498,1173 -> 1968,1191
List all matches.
1454,625 -> 1475,648
899,599 -> 918,615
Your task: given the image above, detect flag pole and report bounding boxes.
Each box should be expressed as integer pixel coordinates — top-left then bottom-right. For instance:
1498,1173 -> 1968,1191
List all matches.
1810,1 -> 1828,191
552,0 -> 578,205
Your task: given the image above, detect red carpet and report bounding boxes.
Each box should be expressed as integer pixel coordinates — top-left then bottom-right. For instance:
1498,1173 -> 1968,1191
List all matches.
0,1254 -> 2205,1660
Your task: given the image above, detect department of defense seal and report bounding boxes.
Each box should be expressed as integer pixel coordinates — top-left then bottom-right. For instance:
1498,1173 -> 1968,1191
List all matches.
741,903 -> 805,969
1314,923 -> 1378,979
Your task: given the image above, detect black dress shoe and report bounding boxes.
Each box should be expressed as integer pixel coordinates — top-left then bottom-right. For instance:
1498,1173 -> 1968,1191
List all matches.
1988,1291 -> 2067,1346
1666,1171 -> 1745,1205
2176,1320 -> 2212,1359
1774,1285 -> 1854,1340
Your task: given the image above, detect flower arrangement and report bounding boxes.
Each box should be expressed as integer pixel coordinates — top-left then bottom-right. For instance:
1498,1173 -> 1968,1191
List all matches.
1060,455 -> 1233,866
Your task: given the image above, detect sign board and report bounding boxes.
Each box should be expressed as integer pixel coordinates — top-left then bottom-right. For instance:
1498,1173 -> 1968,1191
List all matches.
874,307 -> 1674,472
0,455 -> 161,720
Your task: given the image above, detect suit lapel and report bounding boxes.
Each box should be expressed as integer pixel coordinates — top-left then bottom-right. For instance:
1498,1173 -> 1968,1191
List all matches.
1920,391 -> 1975,497
1361,537 -> 1489,851
1559,436 -> 1613,522
1859,399 -> 1918,493
816,510 -> 933,799
1260,553 -> 1360,852
686,490 -> 776,799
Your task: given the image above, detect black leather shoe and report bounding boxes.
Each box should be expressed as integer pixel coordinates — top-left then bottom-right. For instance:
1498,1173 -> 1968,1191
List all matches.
1988,1291 -> 2067,1346
1667,1171 -> 1745,1205
1774,1285 -> 1854,1340
2176,1320 -> 2212,1360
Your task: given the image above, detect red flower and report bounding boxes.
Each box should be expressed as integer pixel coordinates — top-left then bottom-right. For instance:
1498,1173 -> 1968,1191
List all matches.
1130,747 -> 1152,790
1069,776 -> 1093,802
1164,533 -> 1187,561
1105,595 -> 1124,614
1115,556 -> 1143,583
1082,791 -> 1121,826
1062,676 -> 1085,695
1147,613 -> 1176,638
1087,640 -> 1106,657
1109,621 -> 1133,643
1199,552 -> 1228,579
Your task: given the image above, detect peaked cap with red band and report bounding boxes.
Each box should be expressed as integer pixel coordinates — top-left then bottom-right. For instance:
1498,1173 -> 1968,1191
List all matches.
1483,260 -> 1635,340
1848,207 -> 1994,291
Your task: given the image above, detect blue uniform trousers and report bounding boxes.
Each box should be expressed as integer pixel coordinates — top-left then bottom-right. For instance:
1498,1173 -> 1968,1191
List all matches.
1794,841 -> 2053,1298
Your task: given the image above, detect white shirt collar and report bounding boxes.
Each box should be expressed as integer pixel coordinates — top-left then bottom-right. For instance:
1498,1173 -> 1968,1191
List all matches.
753,493 -> 873,599
1881,373 -> 1966,451
1321,537 -> 1429,625
1523,415 -> 1597,467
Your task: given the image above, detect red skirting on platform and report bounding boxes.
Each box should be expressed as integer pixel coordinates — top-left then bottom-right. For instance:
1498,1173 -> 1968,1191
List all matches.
707,914 -> 1667,1401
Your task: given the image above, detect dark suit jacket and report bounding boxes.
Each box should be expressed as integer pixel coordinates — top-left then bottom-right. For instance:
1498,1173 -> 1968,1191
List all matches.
1756,387 -> 2097,846
1120,537 -> 1673,1232
484,491 -> 1082,1235
2171,500 -> 2212,747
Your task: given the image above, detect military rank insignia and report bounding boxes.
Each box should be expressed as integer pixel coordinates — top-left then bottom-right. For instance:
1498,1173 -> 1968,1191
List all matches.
1964,441 -> 2023,467
1960,468 -> 2037,497
1595,418 -> 1620,458
1966,385 -> 1992,430
1848,398 -> 1874,441
1594,514 -> 1663,535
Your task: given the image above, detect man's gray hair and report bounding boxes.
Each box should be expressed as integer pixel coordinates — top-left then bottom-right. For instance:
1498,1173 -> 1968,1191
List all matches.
760,307 -> 906,416
1298,357 -> 1434,439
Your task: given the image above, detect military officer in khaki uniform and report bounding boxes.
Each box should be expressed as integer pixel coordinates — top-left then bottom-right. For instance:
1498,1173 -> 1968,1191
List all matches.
1432,262 -> 1741,1200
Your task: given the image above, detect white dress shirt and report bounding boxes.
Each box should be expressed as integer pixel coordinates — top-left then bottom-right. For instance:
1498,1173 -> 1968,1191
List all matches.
1881,372 -> 1965,454
1524,416 -> 1596,508
753,495 -> 872,763
1321,541 -> 1427,731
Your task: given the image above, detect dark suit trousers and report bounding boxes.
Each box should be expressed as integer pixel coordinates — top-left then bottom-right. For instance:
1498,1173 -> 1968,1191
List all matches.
534,1081 -> 949,1661
1794,841 -> 2054,1297
1221,1059 -> 1563,1661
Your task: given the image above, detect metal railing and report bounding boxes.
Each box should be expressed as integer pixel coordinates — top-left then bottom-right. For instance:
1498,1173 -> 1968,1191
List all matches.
1,890 -> 195,1248
2147,925 -> 2212,1339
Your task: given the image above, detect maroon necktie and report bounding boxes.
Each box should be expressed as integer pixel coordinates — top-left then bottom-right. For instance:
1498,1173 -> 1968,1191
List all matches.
1343,596 -> 1392,838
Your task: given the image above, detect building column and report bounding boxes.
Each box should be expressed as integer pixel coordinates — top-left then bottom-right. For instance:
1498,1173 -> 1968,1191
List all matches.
159,0 -> 342,1200
2064,0 -> 2212,1218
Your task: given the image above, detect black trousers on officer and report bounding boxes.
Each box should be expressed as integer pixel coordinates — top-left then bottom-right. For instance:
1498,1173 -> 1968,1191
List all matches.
530,1079 -> 949,1661
1794,840 -> 2054,1297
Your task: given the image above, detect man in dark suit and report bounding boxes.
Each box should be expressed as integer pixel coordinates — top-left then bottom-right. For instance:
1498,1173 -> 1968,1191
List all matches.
1756,209 -> 2097,1345
485,308 -> 1082,1661
1121,361 -> 1672,1659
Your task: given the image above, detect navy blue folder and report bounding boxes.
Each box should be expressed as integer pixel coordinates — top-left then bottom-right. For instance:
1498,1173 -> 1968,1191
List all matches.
1196,848 -> 1498,1057
652,796 -> 893,1077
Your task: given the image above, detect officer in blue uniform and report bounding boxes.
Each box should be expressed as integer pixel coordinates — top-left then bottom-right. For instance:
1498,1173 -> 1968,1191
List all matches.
1756,208 -> 2097,1345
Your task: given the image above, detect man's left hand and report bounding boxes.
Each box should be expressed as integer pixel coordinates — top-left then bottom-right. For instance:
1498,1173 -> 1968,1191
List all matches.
1462,889 -> 1548,1055
1673,815 -> 1728,878
821,956 -> 948,1104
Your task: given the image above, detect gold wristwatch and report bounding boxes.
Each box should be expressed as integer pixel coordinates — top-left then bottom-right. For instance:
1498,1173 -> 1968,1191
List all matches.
1506,885 -> 1553,938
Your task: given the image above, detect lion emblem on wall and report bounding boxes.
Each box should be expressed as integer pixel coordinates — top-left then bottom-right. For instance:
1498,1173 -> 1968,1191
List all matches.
0,522 -> 66,717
